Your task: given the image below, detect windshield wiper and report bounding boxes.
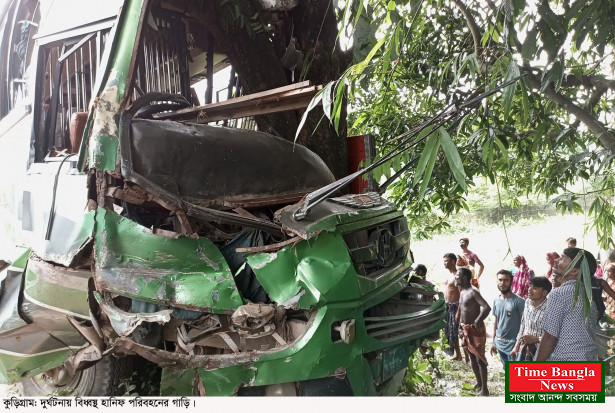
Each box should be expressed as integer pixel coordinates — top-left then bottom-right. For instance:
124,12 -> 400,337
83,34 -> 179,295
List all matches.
292,74 -> 526,221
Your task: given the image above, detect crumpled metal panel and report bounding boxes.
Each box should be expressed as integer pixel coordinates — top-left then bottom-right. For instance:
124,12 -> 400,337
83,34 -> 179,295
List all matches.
0,299 -> 87,383
246,232 -> 360,309
94,208 -> 243,313
230,304 -> 275,330
80,1 -> 147,173
276,197 -> 398,239
94,291 -> 172,336
21,165 -> 92,267
127,119 -> 335,208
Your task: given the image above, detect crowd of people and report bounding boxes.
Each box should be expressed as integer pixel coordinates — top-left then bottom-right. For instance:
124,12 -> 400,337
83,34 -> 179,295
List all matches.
410,236 -> 615,396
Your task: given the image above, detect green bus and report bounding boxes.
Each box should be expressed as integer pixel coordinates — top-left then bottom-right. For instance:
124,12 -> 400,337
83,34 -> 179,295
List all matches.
0,0 -> 445,396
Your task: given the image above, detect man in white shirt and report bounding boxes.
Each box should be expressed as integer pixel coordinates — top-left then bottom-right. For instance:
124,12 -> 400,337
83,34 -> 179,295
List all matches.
510,276 -> 551,361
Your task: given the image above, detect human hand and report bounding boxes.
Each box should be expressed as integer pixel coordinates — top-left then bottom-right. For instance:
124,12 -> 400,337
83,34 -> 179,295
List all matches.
510,349 -> 517,359
521,335 -> 539,345
490,345 -> 497,356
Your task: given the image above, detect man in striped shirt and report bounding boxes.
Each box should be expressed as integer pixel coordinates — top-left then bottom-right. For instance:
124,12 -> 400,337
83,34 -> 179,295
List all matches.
510,276 -> 551,361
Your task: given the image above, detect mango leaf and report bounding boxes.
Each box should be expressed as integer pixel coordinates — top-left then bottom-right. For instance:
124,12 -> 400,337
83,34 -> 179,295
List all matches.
294,88 -> 324,142
482,139 -> 494,169
494,137 -> 509,166
521,27 -> 538,61
519,79 -> 530,124
502,59 -> 519,117
332,80 -> 346,132
418,135 -> 440,200
537,20 -> 561,61
439,127 -> 467,191
412,128 -> 439,187
580,257 -> 592,317
541,60 -> 563,92
321,81 -> 334,122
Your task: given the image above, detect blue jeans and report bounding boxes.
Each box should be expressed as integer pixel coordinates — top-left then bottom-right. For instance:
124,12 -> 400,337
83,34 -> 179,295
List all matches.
497,349 -> 520,369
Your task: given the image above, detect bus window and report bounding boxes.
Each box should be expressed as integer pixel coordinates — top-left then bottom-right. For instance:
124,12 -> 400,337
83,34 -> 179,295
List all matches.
0,0 -> 40,119
34,29 -> 110,160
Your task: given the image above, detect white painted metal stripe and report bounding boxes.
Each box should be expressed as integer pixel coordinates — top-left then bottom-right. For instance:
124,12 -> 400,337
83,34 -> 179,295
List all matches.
23,292 -> 90,320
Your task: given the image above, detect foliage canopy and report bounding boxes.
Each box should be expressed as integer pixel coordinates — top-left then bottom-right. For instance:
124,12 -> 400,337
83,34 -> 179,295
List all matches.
316,0 -> 615,250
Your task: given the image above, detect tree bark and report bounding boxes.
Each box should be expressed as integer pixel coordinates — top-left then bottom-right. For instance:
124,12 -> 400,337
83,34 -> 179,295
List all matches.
186,0 -> 350,178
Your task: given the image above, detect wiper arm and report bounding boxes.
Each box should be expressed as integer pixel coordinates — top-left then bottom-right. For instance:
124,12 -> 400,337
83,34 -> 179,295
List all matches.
292,74 -> 526,221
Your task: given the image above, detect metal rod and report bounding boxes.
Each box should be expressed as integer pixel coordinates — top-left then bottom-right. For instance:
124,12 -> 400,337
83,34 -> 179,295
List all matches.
65,55 -> 71,126
74,53 -> 80,112
143,42 -> 149,91
155,39 -> 161,91
88,38 -> 94,107
80,47 -> 86,111
165,43 -> 171,93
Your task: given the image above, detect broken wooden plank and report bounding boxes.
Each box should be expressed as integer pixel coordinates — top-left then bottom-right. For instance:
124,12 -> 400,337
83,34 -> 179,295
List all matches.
153,81 -> 321,122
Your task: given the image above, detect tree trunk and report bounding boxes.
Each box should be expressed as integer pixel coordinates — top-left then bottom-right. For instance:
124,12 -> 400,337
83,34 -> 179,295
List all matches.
187,0 -> 350,178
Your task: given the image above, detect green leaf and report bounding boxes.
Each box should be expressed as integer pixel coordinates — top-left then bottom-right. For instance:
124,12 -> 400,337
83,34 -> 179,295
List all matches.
439,127 -> 467,191
332,80 -> 346,132
537,20 -> 561,61
541,60 -> 563,92
494,137 -> 509,163
502,59 -> 519,117
294,89 -> 324,142
521,28 -> 538,61
519,79 -> 530,124
418,136 -> 439,200
482,139 -> 493,169
412,128 -> 439,187
321,82 -> 334,122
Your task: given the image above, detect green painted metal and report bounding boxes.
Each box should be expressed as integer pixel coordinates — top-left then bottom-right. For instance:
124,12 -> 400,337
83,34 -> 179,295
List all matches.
94,208 -> 243,312
278,200 -> 398,239
0,347 -> 73,384
83,0 -> 146,172
159,269 -> 445,396
8,248 -> 30,270
246,232 -> 360,309
24,268 -> 90,318
160,368 -> 199,396
90,134 -> 120,173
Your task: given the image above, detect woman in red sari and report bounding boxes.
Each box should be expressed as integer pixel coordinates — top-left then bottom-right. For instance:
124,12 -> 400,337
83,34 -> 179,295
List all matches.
511,255 -> 534,299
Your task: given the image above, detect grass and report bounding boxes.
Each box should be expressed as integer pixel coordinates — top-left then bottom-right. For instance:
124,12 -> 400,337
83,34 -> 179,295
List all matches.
400,212 -> 608,398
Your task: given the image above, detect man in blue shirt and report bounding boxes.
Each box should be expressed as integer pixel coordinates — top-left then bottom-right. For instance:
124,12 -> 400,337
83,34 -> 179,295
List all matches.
490,269 -> 525,368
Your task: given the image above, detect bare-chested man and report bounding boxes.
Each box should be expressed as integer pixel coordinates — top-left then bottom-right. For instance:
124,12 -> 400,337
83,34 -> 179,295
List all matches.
456,267 -> 491,396
443,252 -> 461,360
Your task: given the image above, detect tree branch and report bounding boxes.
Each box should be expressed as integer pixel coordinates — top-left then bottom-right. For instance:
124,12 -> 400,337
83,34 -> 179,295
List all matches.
479,0 -> 615,152
523,69 -> 615,152
451,0 -> 484,71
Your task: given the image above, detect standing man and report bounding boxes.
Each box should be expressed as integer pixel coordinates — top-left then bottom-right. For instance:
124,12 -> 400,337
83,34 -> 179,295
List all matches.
443,253 -> 462,361
510,276 -> 551,361
456,268 -> 491,396
605,263 -> 615,320
459,237 -> 484,283
490,269 -> 525,368
536,248 -> 598,361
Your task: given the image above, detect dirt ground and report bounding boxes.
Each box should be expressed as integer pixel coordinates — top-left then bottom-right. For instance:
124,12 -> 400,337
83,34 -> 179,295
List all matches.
427,322 -> 507,397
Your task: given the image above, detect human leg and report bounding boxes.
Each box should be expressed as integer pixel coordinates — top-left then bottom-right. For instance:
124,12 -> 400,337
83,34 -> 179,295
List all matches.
497,349 -> 510,369
478,358 -> 489,396
468,352 -> 481,389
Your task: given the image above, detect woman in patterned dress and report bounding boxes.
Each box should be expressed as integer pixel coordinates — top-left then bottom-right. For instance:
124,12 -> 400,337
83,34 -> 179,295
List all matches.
511,255 -> 534,299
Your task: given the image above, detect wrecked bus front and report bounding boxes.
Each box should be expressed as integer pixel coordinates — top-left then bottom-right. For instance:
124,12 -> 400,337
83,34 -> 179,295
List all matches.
0,0 -> 445,396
